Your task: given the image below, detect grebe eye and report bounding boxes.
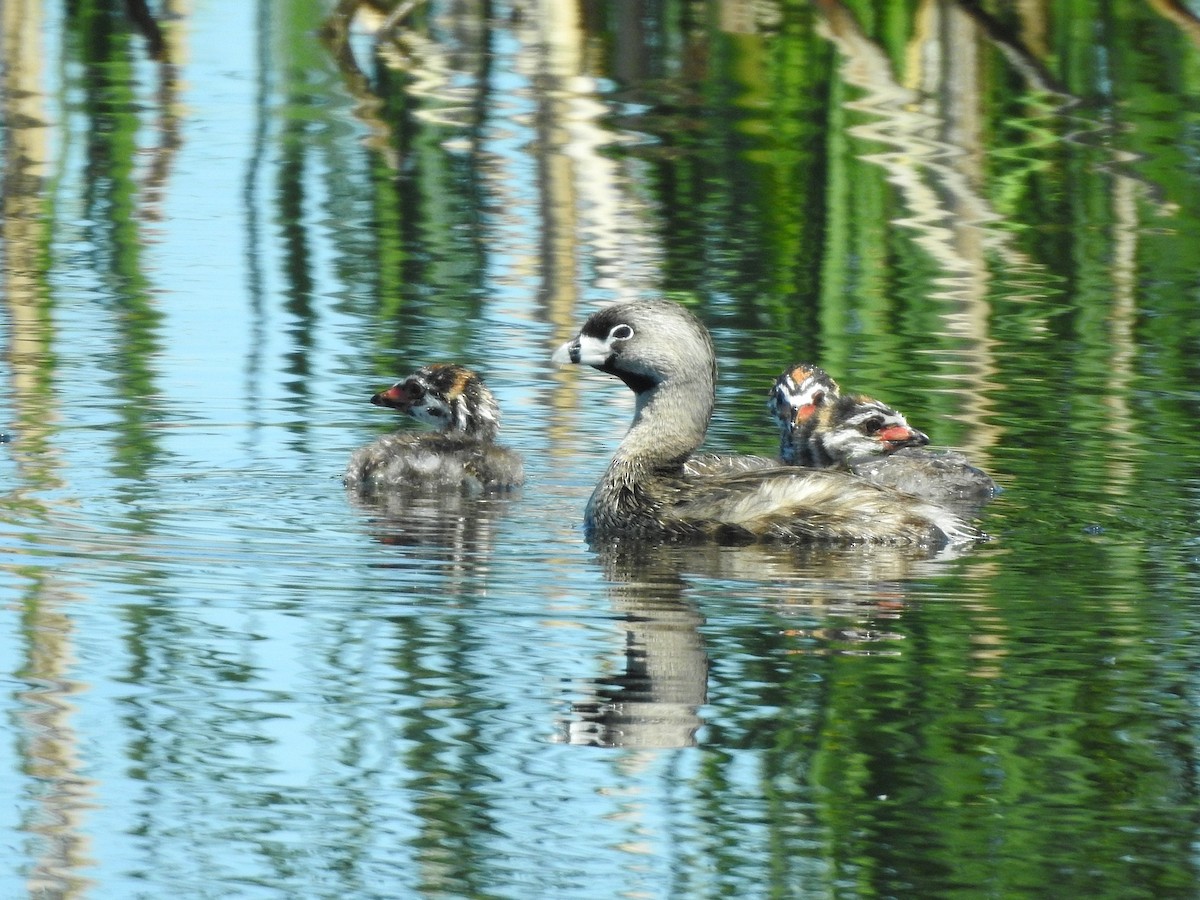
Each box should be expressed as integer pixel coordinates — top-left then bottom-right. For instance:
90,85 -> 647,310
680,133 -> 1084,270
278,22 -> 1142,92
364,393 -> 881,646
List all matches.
610,324 -> 633,341
404,381 -> 425,401
863,417 -> 884,434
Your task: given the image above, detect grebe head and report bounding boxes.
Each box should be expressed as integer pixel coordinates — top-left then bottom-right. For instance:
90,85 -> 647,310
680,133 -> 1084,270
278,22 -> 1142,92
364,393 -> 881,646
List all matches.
814,394 -> 929,464
767,363 -> 840,463
553,300 -> 715,396
371,363 -> 500,440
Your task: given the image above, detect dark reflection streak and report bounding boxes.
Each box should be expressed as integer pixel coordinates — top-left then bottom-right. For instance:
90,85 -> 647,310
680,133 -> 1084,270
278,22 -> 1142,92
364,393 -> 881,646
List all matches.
138,3 -> 182,223
318,3 -> 401,169
346,486 -> 515,896
278,107 -> 315,441
469,0 -> 492,188
399,647 -> 498,898
952,0 -> 1068,97
432,0 -> 491,301
389,6 -> 490,340
123,0 -> 165,59
1144,0 -> 1200,48
74,1 -> 167,493
243,0 -> 270,448
375,63 -> 420,337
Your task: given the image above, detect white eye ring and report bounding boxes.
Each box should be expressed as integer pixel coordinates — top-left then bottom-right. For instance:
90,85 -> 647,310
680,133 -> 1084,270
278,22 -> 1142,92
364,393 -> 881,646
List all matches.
610,324 -> 633,341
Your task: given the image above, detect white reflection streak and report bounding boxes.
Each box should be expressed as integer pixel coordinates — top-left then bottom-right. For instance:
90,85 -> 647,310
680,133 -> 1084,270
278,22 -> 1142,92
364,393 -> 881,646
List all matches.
2,1 -> 95,893
522,5 -> 704,755
526,2 -> 661,461
527,1 -> 662,303
379,31 -> 478,130
1105,162 -> 1139,496
814,0 -> 1027,452
818,1 -> 1028,307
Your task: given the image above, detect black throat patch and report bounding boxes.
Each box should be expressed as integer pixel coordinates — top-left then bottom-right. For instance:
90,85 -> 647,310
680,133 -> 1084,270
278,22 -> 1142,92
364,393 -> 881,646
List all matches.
600,362 -> 656,395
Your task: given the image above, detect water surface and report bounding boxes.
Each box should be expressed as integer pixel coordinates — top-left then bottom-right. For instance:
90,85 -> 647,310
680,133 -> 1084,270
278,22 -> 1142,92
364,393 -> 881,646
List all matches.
3,1 -> 1200,897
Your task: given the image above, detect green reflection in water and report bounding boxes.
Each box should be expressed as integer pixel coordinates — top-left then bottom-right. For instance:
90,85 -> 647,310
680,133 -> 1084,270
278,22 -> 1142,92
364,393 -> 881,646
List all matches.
4,1 -> 1200,898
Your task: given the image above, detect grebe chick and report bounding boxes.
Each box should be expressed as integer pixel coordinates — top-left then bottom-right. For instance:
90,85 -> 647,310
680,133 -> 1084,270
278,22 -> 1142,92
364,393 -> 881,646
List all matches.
343,364 -> 524,492
768,363 -> 841,464
769,364 -> 998,504
680,363 -> 840,477
551,300 -> 979,545
794,393 -> 930,468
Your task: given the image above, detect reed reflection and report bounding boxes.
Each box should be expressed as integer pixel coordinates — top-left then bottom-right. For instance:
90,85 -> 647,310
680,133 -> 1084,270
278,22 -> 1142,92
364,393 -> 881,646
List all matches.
811,0 -> 1025,460
12,577 -> 95,900
4,7 -> 81,885
320,0 -> 494,365
2,0 -> 184,893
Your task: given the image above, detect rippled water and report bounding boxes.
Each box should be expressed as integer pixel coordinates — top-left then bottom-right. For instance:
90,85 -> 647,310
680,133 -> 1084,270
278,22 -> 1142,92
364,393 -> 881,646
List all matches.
4,1 -> 1200,898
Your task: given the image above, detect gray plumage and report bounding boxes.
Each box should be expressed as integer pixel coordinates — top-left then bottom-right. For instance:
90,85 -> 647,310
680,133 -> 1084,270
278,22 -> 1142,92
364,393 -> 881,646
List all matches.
344,364 -> 524,493
769,362 -> 998,506
553,301 -> 980,546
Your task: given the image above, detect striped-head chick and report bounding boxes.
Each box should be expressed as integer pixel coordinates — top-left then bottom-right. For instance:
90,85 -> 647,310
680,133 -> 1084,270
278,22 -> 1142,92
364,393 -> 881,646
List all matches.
802,394 -> 929,468
767,363 -> 840,464
371,364 -> 501,441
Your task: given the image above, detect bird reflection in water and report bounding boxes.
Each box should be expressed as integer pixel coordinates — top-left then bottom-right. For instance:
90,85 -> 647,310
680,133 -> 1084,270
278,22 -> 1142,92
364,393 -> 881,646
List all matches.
345,485 -> 517,584
556,537 -> 973,749
556,541 -> 708,750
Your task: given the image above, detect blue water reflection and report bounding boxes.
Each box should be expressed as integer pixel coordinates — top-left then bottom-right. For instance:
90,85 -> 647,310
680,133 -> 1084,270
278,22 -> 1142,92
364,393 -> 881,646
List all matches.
5,0 -> 1200,897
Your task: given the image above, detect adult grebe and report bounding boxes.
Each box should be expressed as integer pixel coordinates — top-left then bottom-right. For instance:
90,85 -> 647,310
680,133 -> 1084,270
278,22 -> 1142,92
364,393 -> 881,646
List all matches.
552,301 -> 979,545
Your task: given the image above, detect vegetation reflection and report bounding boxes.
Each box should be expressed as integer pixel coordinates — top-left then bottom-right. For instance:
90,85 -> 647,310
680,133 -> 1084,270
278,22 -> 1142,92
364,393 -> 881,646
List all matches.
3,0 -> 1200,896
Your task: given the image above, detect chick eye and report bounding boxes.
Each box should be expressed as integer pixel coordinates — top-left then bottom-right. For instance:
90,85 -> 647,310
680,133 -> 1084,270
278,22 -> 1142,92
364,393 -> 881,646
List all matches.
863,417 -> 884,434
404,381 -> 426,401
610,324 -> 634,341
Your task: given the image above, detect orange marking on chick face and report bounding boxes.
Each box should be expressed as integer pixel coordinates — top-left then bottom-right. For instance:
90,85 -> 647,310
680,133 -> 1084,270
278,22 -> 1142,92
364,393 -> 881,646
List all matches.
877,424 -> 917,444
447,366 -> 471,401
791,403 -> 818,424
423,364 -> 469,401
